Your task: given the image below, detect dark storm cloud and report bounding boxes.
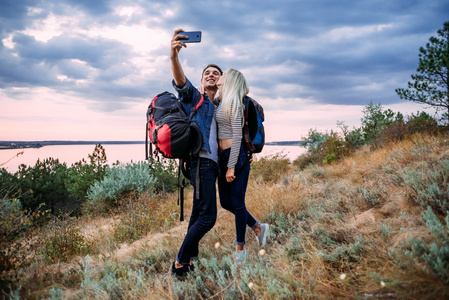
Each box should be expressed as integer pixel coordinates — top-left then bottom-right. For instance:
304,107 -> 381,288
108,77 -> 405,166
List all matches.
0,0 -> 48,38
0,32 -> 133,93
13,33 -> 130,70
158,0 -> 447,106
0,0 -> 448,111
62,0 -> 112,15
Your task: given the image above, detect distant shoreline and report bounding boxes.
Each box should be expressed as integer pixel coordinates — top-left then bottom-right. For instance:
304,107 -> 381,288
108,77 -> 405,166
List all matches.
0,140 -> 302,150
265,141 -> 301,146
0,141 -> 145,150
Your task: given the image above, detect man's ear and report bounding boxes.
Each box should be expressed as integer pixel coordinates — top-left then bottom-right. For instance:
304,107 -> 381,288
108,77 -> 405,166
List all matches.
200,77 -> 204,86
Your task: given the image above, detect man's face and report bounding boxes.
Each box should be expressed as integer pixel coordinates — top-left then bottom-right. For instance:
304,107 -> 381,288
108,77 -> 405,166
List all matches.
201,67 -> 221,89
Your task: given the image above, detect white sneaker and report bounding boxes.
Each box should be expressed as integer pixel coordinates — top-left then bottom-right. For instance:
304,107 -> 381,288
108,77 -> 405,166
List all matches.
256,223 -> 269,247
234,249 -> 247,264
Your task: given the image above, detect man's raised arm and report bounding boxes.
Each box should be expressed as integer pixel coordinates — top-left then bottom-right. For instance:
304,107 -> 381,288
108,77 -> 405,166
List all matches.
171,29 -> 188,88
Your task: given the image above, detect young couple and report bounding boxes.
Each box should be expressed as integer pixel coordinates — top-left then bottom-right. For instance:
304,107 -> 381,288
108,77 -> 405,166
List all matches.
170,29 -> 269,276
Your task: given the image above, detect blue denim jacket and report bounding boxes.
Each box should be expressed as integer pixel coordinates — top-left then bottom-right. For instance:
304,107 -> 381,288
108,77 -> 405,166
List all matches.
172,78 -> 216,155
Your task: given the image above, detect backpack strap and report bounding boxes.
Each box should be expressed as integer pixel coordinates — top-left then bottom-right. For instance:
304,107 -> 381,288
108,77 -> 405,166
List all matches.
242,97 -> 254,153
145,120 -> 156,167
194,94 -> 204,112
176,155 -> 200,222
177,159 -> 189,222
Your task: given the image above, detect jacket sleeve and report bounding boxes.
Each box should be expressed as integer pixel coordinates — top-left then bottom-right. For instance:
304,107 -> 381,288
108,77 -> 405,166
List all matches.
172,77 -> 201,108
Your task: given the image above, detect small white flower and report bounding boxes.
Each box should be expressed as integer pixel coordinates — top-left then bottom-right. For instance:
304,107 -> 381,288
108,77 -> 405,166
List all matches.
339,273 -> 346,280
259,249 -> 266,257
248,282 -> 254,289
214,242 -> 221,249
380,280 -> 386,287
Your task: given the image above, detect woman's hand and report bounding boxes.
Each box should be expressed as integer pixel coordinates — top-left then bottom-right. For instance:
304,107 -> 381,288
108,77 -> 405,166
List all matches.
226,168 -> 236,182
197,86 -> 205,94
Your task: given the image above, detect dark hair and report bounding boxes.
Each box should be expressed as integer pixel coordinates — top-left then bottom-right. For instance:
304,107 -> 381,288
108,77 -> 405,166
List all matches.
202,64 -> 223,78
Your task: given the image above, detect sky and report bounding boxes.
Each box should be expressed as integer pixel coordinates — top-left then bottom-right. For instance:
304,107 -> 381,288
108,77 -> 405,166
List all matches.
0,0 -> 447,142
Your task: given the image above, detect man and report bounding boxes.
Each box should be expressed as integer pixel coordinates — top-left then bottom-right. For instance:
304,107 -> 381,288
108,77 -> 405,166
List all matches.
170,28 -> 223,276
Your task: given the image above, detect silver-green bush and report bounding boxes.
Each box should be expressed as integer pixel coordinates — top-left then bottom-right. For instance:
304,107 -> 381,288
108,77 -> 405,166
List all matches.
402,159 -> 449,213
86,161 -> 156,213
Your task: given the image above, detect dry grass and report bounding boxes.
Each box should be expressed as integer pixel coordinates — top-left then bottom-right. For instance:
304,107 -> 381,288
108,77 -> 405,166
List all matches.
2,133 -> 449,299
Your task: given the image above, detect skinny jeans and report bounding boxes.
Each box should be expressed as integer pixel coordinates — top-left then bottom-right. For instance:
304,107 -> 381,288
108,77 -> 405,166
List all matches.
176,158 -> 218,265
218,145 -> 258,246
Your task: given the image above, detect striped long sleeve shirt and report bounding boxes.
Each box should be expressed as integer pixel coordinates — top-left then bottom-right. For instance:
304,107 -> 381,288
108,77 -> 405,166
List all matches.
215,103 -> 243,168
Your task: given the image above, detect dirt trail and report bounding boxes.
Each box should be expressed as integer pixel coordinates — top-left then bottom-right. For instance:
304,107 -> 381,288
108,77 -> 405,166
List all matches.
112,221 -> 189,261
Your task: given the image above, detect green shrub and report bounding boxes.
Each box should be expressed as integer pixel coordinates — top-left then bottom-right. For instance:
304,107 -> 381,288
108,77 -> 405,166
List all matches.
371,112 -> 439,149
250,152 -> 290,183
355,185 -> 384,207
323,235 -> 365,266
86,161 -> 156,215
361,101 -> 403,143
321,136 -> 348,164
285,236 -> 306,260
338,121 -> 365,150
406,111 -> 439,135
322,152 -> 337,165
40,215 -> 90,262
402,159 -> 449,213
370,120 -> 407,149
0,145 -> 109,218
13,158 -> 69,214
0,196 -> 49,271
79,255 -> 127,299
149,159 -> 179,194
113,194 -> 178,243
0,198 -> 33,242
298,125 -> 357,166
65,144 -> 109,203
380,223 -> 392,243
293,151 -> 323,169
390,207 -> 449,284
299,128 -> 337,153
0,198 -> 34,271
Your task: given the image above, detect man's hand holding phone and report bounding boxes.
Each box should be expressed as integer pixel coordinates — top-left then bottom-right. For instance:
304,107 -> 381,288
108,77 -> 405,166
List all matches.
171,29 -> 187,57
171,29 -> 201,87
171,30 -> 202,56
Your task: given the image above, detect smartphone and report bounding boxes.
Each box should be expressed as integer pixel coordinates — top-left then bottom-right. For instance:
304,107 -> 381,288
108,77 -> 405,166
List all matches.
179,31 -> 201,43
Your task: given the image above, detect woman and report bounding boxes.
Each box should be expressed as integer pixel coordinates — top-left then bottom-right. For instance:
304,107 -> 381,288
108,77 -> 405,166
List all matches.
215,69 -> 269,264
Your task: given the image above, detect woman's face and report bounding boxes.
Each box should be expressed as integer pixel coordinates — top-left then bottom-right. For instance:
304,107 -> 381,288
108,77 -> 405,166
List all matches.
216,72 -> 226,98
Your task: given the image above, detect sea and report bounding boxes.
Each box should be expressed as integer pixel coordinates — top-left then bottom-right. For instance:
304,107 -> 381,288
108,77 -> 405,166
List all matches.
0,144 -> 307,173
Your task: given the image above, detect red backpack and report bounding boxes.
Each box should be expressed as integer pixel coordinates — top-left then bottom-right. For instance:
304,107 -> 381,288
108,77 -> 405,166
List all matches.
145,91 -> 203,222
145,91 -> 203,160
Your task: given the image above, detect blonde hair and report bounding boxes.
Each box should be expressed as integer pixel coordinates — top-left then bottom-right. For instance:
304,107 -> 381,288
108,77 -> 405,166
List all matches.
219,69 -> 249,126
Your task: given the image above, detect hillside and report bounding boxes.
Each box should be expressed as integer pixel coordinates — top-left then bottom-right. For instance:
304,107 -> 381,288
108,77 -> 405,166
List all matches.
2,133 -> 449,299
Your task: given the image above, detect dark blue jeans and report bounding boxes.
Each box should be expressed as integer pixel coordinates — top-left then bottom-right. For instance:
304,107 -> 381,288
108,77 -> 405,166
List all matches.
218,145 -> 258,246
176,157 -> 218,265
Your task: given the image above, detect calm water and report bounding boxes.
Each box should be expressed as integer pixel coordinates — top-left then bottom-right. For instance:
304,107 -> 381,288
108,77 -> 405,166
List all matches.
0,144 -> 306,173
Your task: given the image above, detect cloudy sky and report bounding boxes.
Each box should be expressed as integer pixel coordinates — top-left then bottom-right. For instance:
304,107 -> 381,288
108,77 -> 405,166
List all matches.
1,0 -> 447,142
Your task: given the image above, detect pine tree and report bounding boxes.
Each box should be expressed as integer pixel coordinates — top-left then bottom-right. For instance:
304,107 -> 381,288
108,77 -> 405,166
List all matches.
396,21 -> 449,123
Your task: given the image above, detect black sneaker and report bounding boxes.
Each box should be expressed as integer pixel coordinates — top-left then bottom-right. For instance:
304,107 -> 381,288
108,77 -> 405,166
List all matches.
189,263 -> 195,272
171,262 -> 190,277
